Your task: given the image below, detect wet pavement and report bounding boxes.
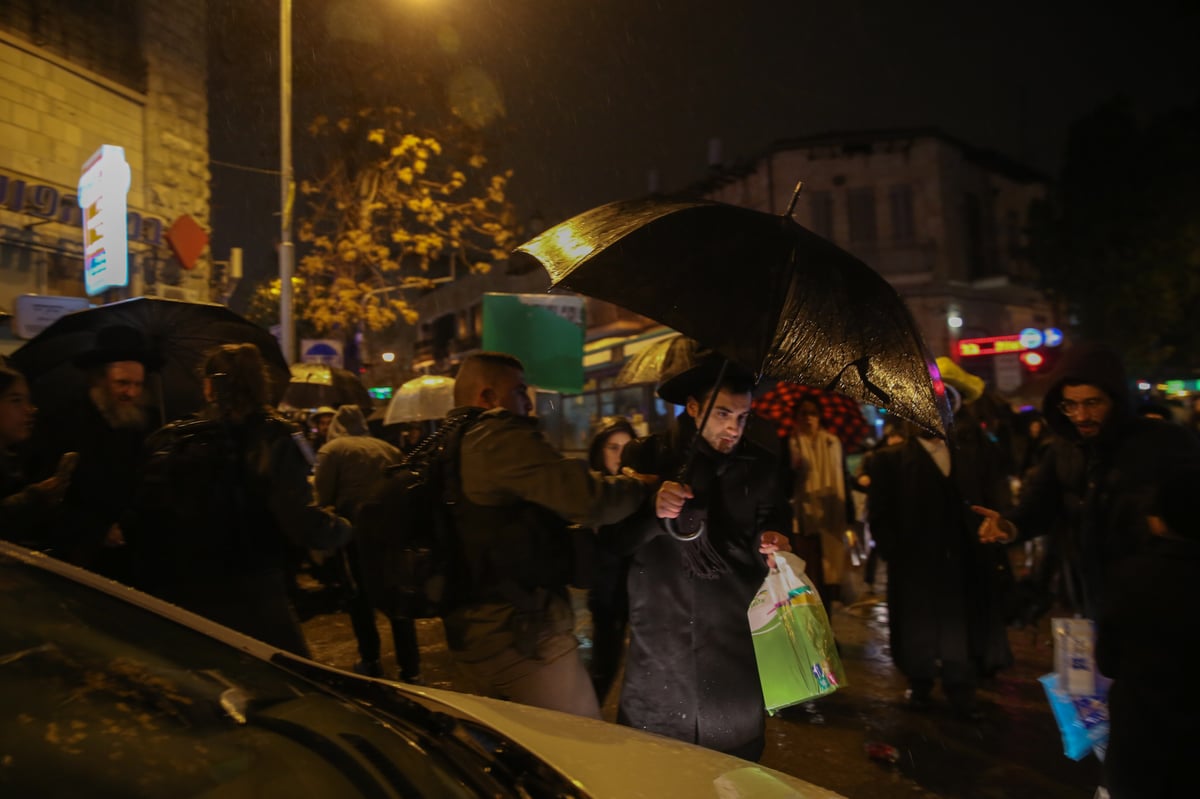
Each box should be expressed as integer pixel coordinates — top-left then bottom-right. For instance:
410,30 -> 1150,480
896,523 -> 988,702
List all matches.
298,576 -> 1099,798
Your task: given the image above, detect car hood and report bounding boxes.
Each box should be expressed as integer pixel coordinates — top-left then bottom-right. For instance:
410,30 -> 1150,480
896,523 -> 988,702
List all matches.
398,683 -> 844,799
0,544 -> 842,799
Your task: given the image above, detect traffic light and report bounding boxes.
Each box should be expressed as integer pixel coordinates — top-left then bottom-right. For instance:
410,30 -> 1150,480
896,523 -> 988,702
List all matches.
1020,350 -> 1045,371
1020,346 -> 1061,373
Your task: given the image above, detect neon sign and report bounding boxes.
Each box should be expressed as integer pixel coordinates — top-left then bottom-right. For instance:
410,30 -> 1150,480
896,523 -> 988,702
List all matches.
958,329 -> 1065,358
78,145 -> 132,296
957,335 -> 1024,357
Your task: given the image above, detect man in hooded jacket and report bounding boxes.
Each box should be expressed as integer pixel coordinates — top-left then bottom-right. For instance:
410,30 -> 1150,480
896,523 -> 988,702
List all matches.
974,343 -> 1200,617
605,354 -> 792,761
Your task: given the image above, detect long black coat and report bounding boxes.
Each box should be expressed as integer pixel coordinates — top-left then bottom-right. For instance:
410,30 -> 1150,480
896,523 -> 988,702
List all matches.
866,434 -> 1012,681
1096,535 -> 1200,798
604,416 -> 791,758
26,397 -> 147,569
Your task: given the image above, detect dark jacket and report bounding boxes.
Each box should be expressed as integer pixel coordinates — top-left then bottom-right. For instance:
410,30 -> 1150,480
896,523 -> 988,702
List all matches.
1,448 -> 54,545
127,410 -> 349,654
314,405 -> 402,521
27,396 -> 148,564
1010,344 -> 1200,615
443,407 -> 647,663
605,414 -> 791,758
866,430 -> 1013,680
1096,535 -> 1200,798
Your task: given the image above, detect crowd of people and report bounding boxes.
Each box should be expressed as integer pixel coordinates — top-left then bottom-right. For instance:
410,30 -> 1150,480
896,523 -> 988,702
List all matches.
2,329 -> 1198,797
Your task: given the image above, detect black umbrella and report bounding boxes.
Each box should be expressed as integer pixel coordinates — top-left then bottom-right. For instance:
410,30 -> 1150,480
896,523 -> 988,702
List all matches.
9,297 -> 289,426
512,192 -> 952,438
281,362 -> 374,414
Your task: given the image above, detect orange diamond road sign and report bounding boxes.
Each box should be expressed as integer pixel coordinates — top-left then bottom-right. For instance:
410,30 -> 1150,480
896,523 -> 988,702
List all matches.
166,214 -> 209,270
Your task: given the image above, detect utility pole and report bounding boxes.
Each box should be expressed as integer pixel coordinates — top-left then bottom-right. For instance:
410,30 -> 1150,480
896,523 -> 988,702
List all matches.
279,0 -> 295,363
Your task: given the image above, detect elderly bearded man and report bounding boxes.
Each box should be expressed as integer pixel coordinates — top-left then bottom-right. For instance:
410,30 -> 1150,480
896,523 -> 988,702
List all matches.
27,325 -> 158,576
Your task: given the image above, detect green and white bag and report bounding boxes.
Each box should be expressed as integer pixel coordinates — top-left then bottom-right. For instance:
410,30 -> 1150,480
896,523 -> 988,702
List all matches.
748,551 -> 847,714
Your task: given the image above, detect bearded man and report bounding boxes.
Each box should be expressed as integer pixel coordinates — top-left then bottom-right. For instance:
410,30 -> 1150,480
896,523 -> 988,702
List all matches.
604,351 -> 792,762
28,325 -> 158,575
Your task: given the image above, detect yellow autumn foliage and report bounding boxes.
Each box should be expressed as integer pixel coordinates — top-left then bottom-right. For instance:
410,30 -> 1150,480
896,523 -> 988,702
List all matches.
246,105 -> 520,336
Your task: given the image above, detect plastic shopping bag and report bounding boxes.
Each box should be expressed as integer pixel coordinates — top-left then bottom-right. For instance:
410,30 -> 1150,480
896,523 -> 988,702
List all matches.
1039,672 -> 1110,761
748,551 -> 847,714
1052,617 -> 1098,696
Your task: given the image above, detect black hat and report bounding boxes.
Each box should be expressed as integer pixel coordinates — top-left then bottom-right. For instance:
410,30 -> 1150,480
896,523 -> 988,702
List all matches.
72,325 -> 162,371
656,347 -> 756,406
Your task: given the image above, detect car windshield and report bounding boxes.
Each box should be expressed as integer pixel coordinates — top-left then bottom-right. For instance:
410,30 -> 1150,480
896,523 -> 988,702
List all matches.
0,553 -> 481,798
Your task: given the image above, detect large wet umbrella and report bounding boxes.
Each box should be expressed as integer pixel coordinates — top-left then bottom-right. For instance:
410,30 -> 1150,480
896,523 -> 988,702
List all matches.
9,297 -> 289,425
282,362 -> 373,413
511,192 -> 951,438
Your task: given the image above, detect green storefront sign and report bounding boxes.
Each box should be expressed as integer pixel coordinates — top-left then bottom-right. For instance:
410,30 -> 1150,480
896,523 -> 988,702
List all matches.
481,292 -> 585,393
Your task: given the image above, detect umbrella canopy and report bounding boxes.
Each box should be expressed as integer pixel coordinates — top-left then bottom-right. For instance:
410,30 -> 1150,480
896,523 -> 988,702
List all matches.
9,297 -> 289,425
752,382 -> 871,453
512,195 -> 952,437
384,375 -> 455,424
282,362 -> 373,413
614,332 -> 697,387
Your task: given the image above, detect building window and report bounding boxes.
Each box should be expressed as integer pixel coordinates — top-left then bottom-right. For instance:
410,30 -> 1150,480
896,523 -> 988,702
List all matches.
0,0 -> 148,93
847,187 -> 877,243
889,184 -> 915,242
807,191 -> 833,239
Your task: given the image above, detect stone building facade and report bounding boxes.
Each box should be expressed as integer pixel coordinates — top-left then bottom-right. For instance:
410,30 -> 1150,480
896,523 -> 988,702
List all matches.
697,129 -> 1058,382
0,0 -> 209,354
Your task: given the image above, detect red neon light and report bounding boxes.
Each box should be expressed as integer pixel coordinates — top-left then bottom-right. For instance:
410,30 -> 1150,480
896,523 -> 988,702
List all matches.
957,335 -> 1027,358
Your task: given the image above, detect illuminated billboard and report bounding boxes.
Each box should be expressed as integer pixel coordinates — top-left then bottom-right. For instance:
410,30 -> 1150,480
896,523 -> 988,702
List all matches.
78,144 -> 132,296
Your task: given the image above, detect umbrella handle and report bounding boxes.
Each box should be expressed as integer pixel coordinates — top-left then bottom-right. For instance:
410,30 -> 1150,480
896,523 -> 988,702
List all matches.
664,505 -> 706,542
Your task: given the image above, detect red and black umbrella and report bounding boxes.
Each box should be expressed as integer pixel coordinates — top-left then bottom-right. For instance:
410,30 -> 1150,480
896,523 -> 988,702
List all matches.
753,382 -> 871,453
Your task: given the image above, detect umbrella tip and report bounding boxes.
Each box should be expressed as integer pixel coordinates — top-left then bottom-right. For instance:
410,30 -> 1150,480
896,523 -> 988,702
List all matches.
783,181 -> 805,218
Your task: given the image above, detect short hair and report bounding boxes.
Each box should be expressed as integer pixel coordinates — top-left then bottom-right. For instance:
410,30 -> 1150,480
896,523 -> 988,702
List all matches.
202,343 -> 273,419
0,365 -> 27,395
454,351 -> 525,406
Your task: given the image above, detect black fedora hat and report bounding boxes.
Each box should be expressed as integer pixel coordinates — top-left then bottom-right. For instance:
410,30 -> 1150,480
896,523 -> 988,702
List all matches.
657,346 -> 756,406
72,325 -> 163,371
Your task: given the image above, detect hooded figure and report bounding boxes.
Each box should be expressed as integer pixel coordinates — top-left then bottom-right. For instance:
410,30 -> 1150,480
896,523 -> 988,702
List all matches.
313,405 -> 416,679
314,405 -> 402,518
982,342 -> 1200,617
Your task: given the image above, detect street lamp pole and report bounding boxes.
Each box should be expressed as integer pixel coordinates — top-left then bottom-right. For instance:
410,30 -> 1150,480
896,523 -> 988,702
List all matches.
279,0 -> 296,364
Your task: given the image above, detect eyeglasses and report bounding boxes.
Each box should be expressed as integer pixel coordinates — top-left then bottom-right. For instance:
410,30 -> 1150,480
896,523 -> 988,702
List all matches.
1057,397 -> 1108,415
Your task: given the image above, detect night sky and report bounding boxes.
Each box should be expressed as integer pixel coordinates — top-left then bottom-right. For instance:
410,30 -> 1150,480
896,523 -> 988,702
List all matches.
207,0 -> 1198,307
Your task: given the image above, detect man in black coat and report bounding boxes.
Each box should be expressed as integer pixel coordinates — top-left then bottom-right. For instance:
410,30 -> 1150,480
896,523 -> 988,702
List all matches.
27,326 -> 158,577
605,355 -> 791,761
866,398 -> 1013,719
974,342 -> 1200,618
1096,456 -> 1200,798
